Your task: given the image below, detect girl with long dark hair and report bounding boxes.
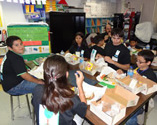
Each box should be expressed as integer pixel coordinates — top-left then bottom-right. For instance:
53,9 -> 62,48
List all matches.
32,55 -> 87,125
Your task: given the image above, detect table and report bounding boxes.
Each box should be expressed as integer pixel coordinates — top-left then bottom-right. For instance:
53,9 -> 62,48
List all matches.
69,64 -> 157,125
85,92 -> 156,125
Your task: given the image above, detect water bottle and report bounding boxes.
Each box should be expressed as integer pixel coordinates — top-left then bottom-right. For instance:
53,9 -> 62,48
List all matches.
80,50 -> 84,63
145,44 -> 150,50
60,50 -> 64,55
127,66 -> 134,78
128,46 -> 131,51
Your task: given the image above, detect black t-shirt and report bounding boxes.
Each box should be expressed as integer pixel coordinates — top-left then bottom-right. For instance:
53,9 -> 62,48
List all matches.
1,50 -> 26,92
135,67 -> 157,82
90,45 -> 105,57
32,85 -> 87,125
104,42 -> 131,71
69,44 -> 90,58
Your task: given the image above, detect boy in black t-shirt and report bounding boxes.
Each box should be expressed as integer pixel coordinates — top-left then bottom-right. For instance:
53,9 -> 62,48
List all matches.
0,36 -> 44,95
96,28 -> 130,72
90,35 -> 105,57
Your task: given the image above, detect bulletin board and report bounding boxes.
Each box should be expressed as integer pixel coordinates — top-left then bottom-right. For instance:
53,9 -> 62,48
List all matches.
7,23 -> 50,61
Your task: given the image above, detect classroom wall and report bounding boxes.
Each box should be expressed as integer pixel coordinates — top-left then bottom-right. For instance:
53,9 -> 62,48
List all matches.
0,0 -> 84,30
118,0 -> 156,23
117,0 -> 157,31
0,1 -> 27,30
1,0 -> 156,31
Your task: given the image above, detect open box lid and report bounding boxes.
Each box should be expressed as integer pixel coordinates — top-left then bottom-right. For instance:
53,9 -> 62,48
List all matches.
103,85 -> 139,107
117,76 -> 143,88
136,75 -> 157,88
136,75 -> 157,95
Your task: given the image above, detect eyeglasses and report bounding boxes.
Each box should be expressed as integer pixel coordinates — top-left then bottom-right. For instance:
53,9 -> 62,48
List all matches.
136,60 -> 146,64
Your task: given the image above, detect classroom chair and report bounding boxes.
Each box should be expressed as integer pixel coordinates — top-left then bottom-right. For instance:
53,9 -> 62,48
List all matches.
10,94 -> 32,120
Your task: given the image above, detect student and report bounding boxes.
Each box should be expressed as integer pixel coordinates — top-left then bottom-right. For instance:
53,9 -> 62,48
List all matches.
32,55 -> 87,125
0,36 -> 44,95
90,35 -> 105,56
66,32 -> 90,59
128,37 -> 142,50
134,50 -> 157,82
124,50 -> 156,125
101,24 -> 112,43
96,28 -> 131,72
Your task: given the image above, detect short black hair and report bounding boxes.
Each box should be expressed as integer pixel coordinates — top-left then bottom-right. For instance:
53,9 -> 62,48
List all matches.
130,37 -> 137,42
93,35 -> 104,44
111,28 -> 124,37
6,36 -> 22,48
138,50 -> 154,63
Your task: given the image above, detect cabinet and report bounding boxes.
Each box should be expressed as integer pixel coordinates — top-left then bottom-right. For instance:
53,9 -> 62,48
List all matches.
85,17 -> 113,34
46,12 -> 85,53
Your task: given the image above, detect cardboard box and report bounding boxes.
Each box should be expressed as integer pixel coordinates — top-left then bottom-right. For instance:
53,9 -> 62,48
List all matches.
136,75 -> 157,95
90,86 -> 139,125
116,75 -> 157,95
116,76 -> 145,94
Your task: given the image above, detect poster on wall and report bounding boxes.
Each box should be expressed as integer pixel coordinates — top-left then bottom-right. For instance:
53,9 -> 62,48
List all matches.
24,46 -> 49,54
23,4 -> 46,22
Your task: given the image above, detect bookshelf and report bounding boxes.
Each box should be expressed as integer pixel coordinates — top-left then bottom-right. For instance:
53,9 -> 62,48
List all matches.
85,17 -> 113,34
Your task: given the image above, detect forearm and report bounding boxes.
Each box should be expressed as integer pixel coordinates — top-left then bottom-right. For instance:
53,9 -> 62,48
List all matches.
113,61 -> 130,71
78,86 -> 87,104
21,72 -> 44,84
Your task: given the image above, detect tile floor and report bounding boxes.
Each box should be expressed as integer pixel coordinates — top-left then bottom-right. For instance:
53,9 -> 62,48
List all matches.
0,89 -> 157,125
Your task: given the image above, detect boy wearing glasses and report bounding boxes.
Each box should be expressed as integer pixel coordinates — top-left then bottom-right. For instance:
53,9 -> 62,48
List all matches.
134,50 -> 157,82
117,50 -> 156,125
96,28 -> 130,72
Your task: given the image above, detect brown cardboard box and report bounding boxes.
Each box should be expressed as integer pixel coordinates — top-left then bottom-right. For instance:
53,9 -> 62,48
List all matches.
136,75 -> 157,95
90,86 -> 139,125
117,75 -> 157,95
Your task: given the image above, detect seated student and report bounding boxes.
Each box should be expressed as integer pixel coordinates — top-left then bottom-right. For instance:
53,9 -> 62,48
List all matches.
96,28 -> 131,72
85,33 -> 97,47
101,24 -> 112,43
0,36 -> 44,95
118,50 -> 157,82
66,32 -> 90,59
128,37 -> 142,50
118,50 -> 157,125
90,35 -> 105,56
32,55 -> 87,125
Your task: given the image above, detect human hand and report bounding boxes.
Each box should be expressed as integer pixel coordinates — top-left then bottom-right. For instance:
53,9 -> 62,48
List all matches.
75,71 -> 84,88
104,56 -> 114,64
95,54 -> 103,60
38,79 -> 44,84
104,35 -> 109,41
117,69 -> 123,74
133,73 -> 140,79
108,32 -> 111,37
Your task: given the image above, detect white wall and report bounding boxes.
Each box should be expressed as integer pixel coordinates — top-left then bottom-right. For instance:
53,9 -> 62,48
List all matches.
0,1 -> 27,30
117,0 -> 156,23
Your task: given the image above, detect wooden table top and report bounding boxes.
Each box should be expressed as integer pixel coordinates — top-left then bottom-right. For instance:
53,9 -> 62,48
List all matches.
85,92 -> 156,125
69,63 -> 157,125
